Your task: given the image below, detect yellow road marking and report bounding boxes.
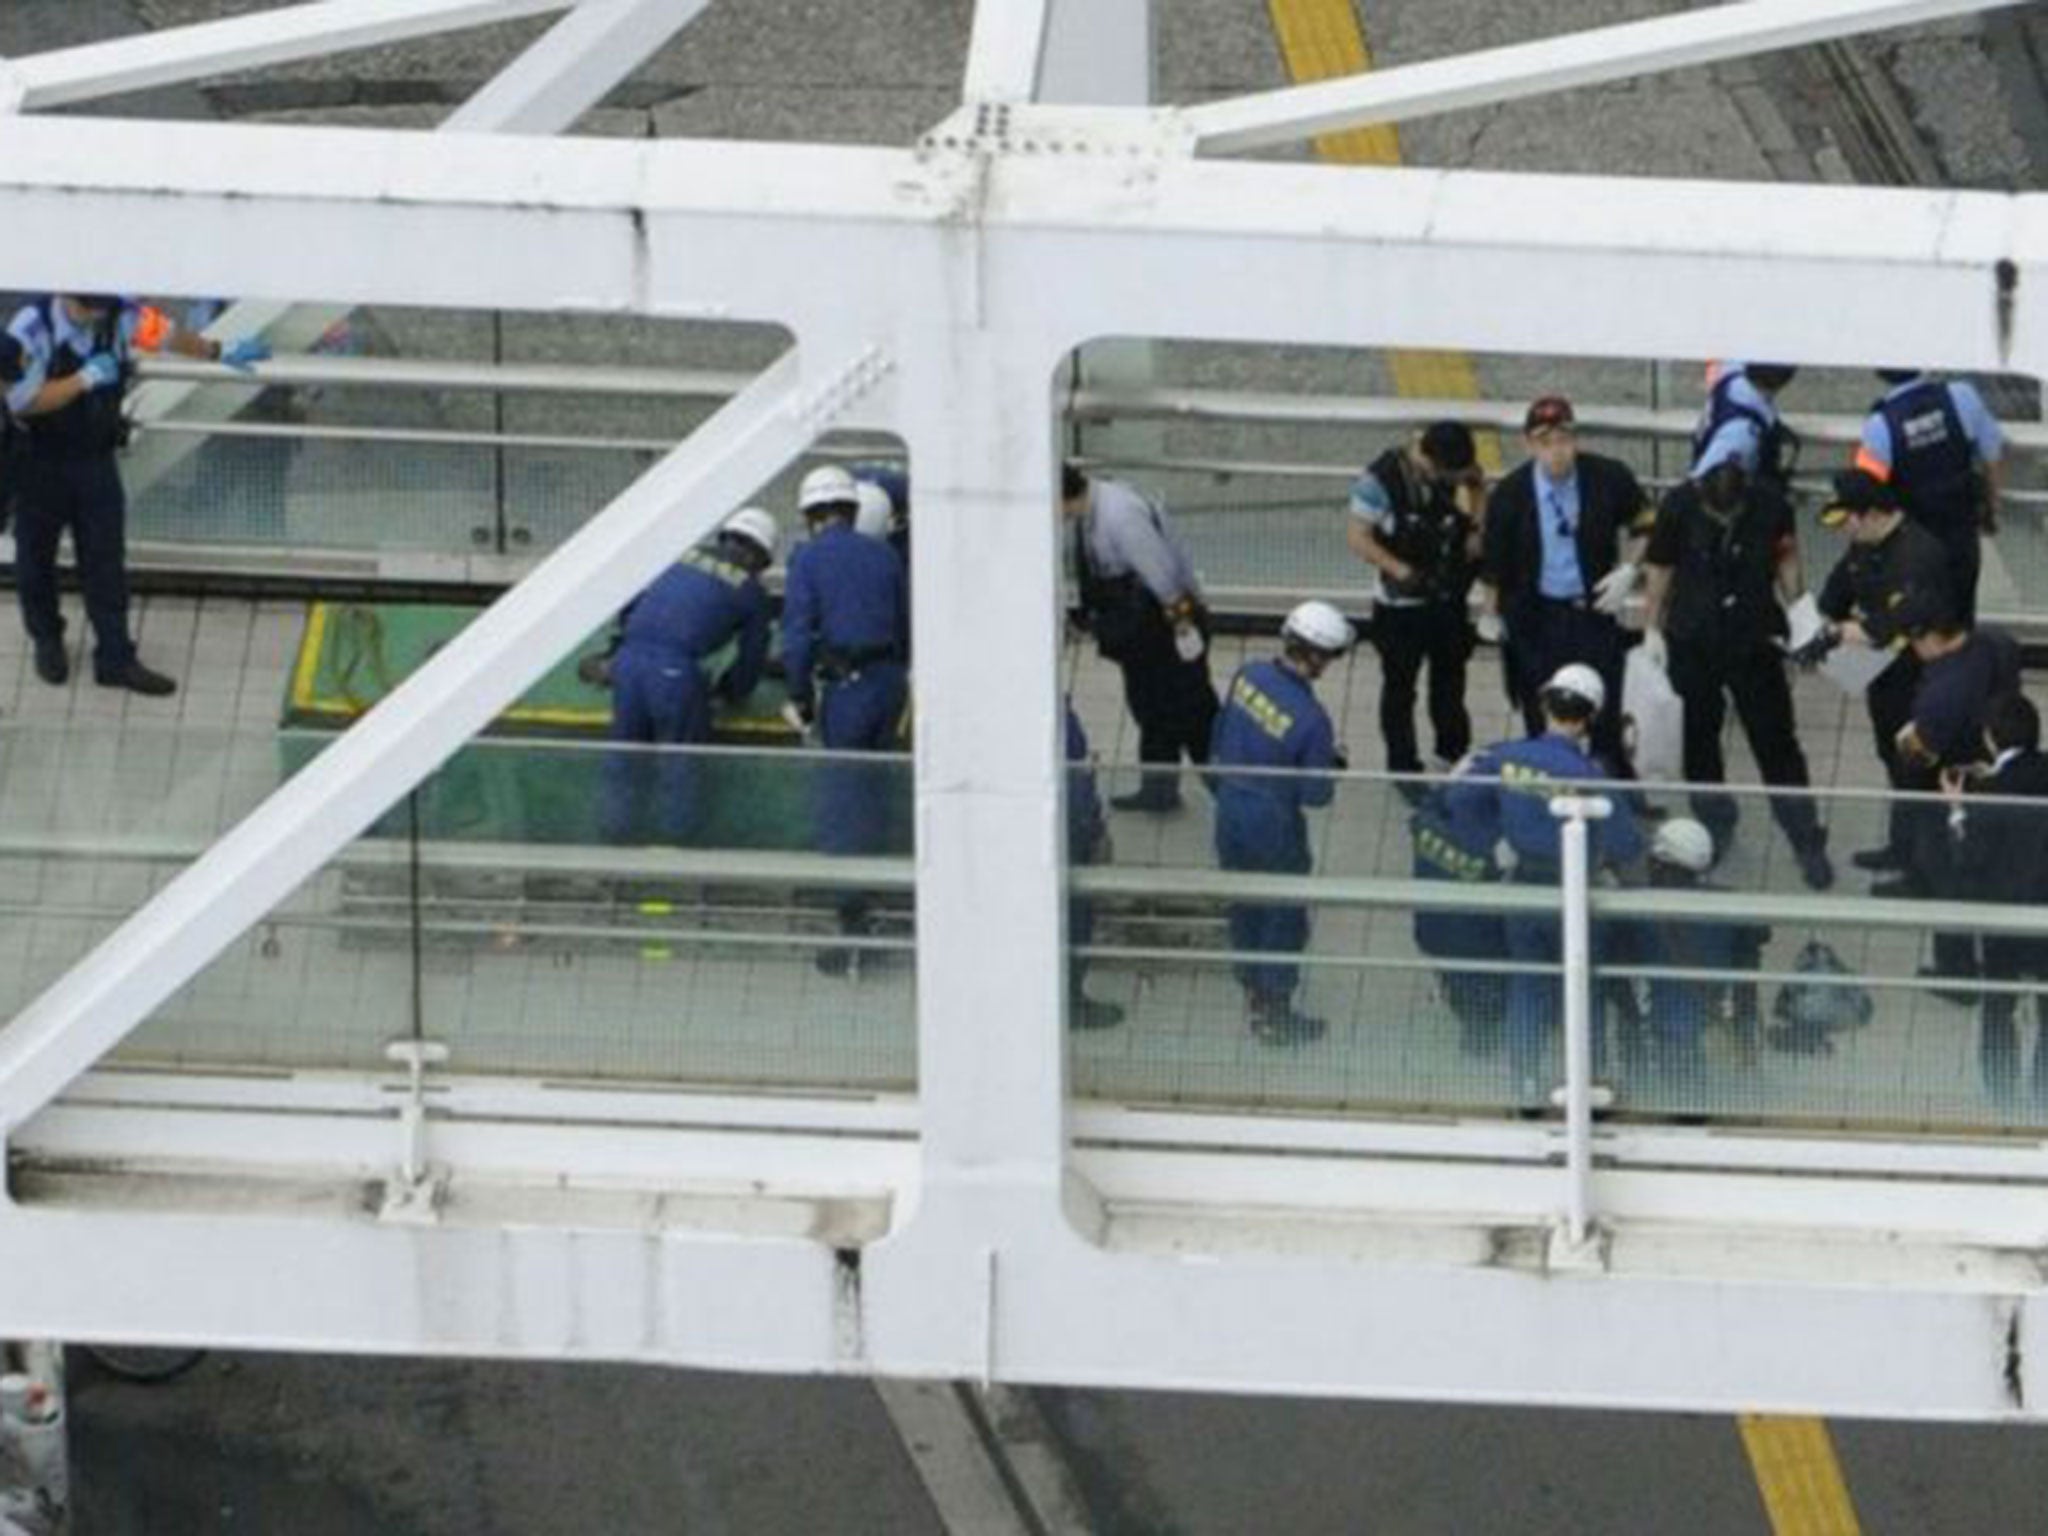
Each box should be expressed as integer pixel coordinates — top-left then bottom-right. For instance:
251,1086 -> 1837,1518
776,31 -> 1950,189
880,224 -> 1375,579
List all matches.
1264,0 -> 1500,470
1266,8 -> 1861,1532
1739,1415 -> 1864,1535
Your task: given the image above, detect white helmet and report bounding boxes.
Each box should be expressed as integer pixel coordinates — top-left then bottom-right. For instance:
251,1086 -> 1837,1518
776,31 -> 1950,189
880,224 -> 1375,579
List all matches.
1651,817 -> 1716,873
798,464 -> 859,514
722,506 -> 780,560
853,480 -> 894,540
1281,600 -> 1354,656
1542,662 -> 1606,713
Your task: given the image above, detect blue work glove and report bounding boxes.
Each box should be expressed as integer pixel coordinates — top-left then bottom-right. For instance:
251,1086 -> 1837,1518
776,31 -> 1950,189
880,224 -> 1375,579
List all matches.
220,337 -> 271,372
78,353 -> 121,391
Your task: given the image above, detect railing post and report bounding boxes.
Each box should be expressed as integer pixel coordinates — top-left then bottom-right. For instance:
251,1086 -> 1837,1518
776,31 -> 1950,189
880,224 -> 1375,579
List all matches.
1551,793 -> 1611,1250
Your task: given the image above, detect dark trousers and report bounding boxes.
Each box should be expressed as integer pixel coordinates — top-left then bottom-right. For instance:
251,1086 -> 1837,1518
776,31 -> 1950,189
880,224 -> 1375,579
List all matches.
1931,522 -> 1981,629
818,661 -> 909,934
1371,601 -> 1473,772
1667,638 -> 1824,856
1866,655 -> 1923,859
1981,942 -> 2048,1104
15,452 -> 135,674
1215,790 -> 1312,1003
600,650 -> 710,844
1114,612 -> 1218,804
1507,600 -> 1629,773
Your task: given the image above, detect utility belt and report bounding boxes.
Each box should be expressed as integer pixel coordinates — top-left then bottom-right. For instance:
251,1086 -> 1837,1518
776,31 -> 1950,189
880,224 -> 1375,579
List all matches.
818,643 -> 902,685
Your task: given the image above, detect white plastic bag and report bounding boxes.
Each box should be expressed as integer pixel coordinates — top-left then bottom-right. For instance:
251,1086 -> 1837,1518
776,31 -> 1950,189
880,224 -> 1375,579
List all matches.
1622,645 -> 1684,784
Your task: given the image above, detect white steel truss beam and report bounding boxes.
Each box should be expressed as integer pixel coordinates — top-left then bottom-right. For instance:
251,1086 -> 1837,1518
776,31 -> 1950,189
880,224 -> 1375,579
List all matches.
962,0 -> 1052,103
118,0 -> 709,495
1183,0 -> 2034,156
0,116 -> 2034,377
5,0 -> 576,112
0,346 -> 887,1132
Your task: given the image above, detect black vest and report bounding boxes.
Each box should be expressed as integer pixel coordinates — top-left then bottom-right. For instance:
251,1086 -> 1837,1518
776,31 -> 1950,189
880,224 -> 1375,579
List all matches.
1874,380 -> 1978,532
1366,447 -> 1472,603
1691,373 -> 1798,486
23,300 -> 131,457
1659,481 -> 1790,646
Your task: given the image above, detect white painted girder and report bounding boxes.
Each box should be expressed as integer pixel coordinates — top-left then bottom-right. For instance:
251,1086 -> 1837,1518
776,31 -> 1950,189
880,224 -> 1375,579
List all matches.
0,116 -> 2035,378
7,0 -> 576,111
1185,0 -> 2035,155
119,0 -> 710,495
962,0 -> 1051,103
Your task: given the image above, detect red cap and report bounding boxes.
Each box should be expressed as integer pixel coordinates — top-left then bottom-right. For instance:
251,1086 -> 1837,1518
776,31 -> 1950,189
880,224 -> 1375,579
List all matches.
1524,395 -> 1575,434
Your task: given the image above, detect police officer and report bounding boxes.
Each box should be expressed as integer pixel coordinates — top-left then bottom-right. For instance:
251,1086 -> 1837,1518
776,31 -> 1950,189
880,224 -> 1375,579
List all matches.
1934,692 -> 2048,1104
1065,705 -> 1125,1032
1346,420 -> 1483,783
1690,362 -> 1800,489
1801,470 -> 1954,874
783,464 -> 911,975
1439,664 -> 1647,1105
1854,369 -> 2004,626
1064,463 -> 1219,813
4,294 -> 270,694
1638,817 -> 1770,1102
1885,599 -> 2022,998
1641,439 -> 1832,888
0,333 -> 25,530
1481,396 -> 1652,771
1209,601 -> 1353,1046
598,507 -> 778,845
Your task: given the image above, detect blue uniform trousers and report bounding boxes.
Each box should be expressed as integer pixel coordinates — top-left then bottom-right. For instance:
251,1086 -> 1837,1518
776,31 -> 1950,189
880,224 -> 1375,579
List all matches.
816,662 -> 908,935
601,648 -> 712,843
1214,788 -> 1312,1001
15,452 -> 134,674
1501,864 -> 1611,1097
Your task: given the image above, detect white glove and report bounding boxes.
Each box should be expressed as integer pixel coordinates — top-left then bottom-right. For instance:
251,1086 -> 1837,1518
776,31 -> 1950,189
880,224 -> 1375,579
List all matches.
1173,620 -> 1205,664
1591,561 -> 1639,616
1493,839 -> 1519,877
1639,625 -> 1668,673
1781,591 -> 1824,654
779,700 -> 814,740
1475,612 -> 1504,646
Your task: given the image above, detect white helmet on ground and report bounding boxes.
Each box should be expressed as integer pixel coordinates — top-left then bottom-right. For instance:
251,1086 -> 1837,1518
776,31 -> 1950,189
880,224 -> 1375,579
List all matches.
1281,600 -> 1355,656
1652,817 -> 1716,873
798,464 -> 859,514
722,506 -> 780,560
1542,662 -> 1606,714
853,480 -> 894,540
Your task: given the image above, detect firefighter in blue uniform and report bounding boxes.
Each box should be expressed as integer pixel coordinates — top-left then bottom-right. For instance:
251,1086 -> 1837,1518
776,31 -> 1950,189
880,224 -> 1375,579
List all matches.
1854,368 -> 2003,626
1690,362 -> 1799,489
852,462 -> 911,578
1209,600 -> 1354,1045
599,507 -> 778,844
4,294 -> 269,695
1346,420 -> 1484,785
1439,663 -> 1646,1104
1411,770 -> 1508,1057
783,464 -> 911,975
1065,705 -> 1124,1031
1637,817 -> 1769,1102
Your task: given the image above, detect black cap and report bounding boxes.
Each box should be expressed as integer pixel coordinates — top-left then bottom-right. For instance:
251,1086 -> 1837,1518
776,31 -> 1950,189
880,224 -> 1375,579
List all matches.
1744,363 -> 1798,392
1876,367 -> 1922,386
0,332 -> 22,387
1818,468 -> 1899,528
1060,462 -> 1088,500
1420,421 -> 1476,474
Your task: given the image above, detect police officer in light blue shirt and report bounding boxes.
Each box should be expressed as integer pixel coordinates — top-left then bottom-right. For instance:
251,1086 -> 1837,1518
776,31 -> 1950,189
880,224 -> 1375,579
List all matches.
783,464 -> 910,975
1855,368 -> 2004,626
1209,600 -> 1353,1046
5,294 -> 269,695
1690,362 -> 1799,488
599,507 -> 777,845
1440,663 -> 1646,1105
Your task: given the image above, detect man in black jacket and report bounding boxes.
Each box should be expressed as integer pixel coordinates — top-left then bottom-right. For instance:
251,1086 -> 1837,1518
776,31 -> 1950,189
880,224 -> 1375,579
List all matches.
1481,395 -> 1652,771
1936,692 -> 2048,1105
1641,443 -> 1831,887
